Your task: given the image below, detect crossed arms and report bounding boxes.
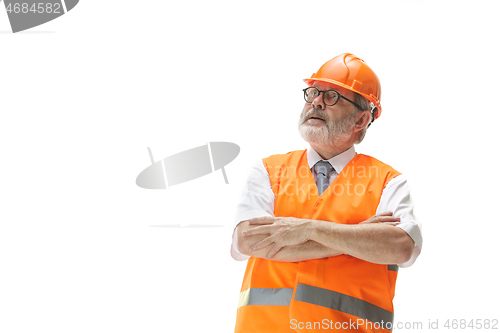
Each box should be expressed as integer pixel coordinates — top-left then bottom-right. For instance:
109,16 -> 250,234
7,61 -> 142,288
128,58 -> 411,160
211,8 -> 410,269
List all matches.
235,212 -> 415,264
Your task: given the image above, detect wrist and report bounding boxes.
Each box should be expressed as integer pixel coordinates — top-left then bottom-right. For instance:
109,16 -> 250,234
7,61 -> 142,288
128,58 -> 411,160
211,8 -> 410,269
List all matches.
310,220 -> 333,243
304,219 -> 321,241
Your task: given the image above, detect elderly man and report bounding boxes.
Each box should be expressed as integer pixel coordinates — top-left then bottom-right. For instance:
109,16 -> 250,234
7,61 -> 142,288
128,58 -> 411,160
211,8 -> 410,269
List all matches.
231,53 -> 422,333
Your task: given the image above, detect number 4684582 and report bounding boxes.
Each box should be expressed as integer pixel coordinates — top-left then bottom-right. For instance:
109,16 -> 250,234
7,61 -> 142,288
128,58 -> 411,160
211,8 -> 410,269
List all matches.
6,3 -> 62,14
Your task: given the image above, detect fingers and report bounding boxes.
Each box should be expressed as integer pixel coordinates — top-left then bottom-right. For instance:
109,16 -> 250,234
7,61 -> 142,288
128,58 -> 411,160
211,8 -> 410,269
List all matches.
380,221 -> 401,226
249,236 -> 274,252
371,217 -> 400,224
361,212 -> 401,224
243,225 -> 273,237
249,216 -> 276,225
265,245 -> 283,259
378,211 -> 394,216
376,216 -> 400,222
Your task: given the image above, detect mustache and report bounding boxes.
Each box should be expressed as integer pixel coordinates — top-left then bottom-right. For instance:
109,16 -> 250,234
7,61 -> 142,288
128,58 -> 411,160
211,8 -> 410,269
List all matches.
300,108 -> 330,124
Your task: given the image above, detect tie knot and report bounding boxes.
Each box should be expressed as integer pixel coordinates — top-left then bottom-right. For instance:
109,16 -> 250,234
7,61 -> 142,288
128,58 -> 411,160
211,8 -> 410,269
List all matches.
314,161 -> 333,177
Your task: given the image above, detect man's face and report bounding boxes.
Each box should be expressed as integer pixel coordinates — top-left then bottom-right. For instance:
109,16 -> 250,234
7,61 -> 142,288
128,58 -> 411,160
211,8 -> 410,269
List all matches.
298,81 -> 358,147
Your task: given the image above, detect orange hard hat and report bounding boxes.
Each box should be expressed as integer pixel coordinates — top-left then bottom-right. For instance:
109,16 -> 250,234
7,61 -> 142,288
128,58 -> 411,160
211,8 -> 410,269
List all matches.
304,53 -> 382,121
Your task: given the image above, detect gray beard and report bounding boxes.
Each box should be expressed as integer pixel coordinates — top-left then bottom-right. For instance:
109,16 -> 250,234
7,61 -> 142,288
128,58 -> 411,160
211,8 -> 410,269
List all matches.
298,108 -> 355,146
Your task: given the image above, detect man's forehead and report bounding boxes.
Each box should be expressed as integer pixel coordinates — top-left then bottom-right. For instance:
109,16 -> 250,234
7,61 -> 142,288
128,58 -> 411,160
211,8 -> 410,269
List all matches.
311,81 -> 337,89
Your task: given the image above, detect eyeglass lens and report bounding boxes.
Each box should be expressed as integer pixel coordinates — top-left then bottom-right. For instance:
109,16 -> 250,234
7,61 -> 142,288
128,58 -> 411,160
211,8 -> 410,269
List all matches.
304,87 -> 339,106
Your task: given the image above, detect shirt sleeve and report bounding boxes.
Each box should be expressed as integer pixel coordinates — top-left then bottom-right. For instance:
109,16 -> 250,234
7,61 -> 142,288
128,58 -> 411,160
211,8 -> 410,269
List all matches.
230,160 -> 276,261
376,174 -> 423,268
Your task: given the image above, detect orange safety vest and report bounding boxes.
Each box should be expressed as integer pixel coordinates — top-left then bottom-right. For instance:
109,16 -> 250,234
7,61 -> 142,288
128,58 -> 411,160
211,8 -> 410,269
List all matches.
235,150 -> 401,333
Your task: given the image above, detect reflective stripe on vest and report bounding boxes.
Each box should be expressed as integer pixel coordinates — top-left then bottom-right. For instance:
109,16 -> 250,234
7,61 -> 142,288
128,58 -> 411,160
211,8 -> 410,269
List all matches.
388,264 -> 399,272
294,283 -> 394,328
238,265 -> 398,309
238,288 -> 294,308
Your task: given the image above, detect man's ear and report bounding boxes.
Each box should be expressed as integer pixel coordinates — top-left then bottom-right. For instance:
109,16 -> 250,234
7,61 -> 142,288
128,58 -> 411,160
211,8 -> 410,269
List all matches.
354,111 -> 371,132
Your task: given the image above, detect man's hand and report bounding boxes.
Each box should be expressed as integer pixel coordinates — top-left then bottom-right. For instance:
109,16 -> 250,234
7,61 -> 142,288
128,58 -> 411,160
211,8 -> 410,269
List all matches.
242,212 -> 400,259
243,216 -> 314,259
312,212 -> 414,264
235,212 -> 412,264
360,211 -> 400,225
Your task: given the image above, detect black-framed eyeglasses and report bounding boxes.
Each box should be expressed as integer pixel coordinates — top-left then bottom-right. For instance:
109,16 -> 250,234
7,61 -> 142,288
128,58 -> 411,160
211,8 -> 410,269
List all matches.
303,87 -> 362,109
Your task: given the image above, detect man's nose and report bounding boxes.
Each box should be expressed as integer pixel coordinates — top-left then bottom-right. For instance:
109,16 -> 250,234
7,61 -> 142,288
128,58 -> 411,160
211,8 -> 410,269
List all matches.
311,92 -> 325,110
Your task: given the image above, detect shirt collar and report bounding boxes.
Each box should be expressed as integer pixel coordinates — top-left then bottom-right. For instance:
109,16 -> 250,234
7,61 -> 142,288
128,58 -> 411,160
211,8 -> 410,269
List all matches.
306,144 -> 356,174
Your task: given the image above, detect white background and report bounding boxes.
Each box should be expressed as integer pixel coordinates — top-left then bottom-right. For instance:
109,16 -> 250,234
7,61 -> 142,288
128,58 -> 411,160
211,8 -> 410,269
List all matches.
1,1 -> 499,332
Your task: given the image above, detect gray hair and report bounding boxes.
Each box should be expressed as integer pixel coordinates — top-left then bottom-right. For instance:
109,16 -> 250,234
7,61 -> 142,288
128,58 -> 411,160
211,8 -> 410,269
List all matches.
353,93 -> 372,144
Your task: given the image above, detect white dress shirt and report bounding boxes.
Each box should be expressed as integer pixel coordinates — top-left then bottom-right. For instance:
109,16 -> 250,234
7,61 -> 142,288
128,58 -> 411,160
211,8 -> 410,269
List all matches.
231,145 -> 422,268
